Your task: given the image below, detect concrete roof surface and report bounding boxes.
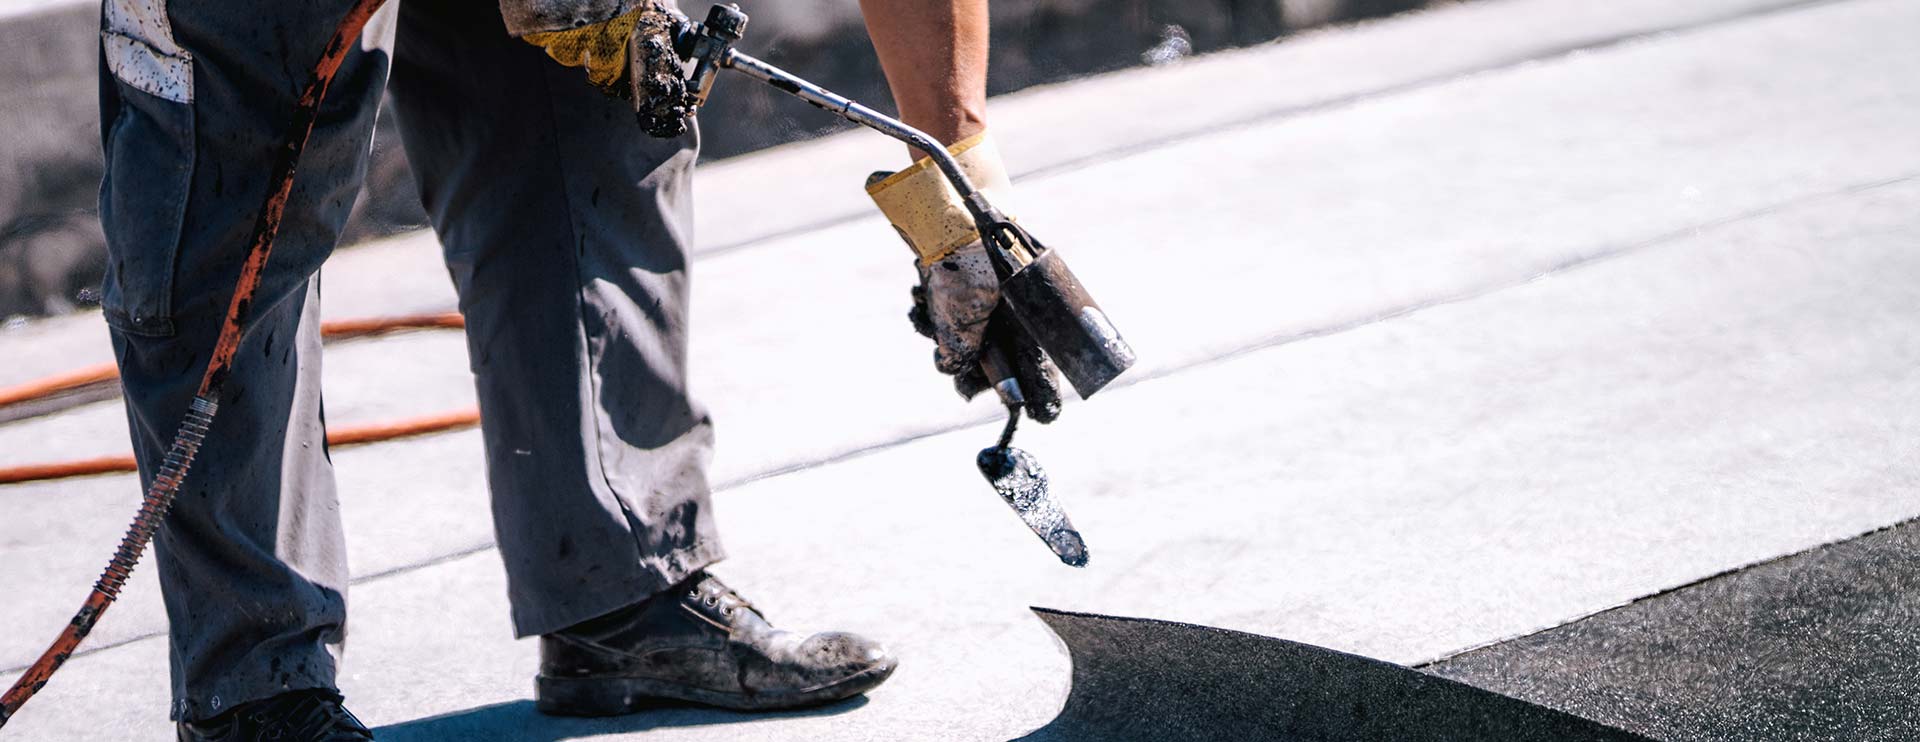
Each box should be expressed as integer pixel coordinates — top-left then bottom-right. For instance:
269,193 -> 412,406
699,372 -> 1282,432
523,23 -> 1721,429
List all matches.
3,0 -> 1918,738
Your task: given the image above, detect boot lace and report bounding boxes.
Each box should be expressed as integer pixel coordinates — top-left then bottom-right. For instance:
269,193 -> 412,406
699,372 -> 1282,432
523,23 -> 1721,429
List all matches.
688,575 -> 755,620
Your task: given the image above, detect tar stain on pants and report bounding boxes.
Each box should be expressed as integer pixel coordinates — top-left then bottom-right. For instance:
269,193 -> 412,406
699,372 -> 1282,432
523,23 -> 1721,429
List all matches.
99,0 -> 722,721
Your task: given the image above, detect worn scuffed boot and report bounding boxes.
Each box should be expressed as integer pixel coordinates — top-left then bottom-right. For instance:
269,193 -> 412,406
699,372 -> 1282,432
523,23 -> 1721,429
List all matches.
535,571 -> 898,714
176,689 -> 373,742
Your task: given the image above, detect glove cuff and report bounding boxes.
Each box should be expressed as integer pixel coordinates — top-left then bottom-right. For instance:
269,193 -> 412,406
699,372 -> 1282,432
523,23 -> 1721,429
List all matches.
501,0 -> 649,37
866,132 -> 1016,266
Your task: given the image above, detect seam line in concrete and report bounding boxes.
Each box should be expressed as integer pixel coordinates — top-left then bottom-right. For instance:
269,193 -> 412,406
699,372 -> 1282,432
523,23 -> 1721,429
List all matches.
697,170 -> 1917,495
1119,173 -> 1920,388
13,171 -> 1908,680
692,0 -> 1859,260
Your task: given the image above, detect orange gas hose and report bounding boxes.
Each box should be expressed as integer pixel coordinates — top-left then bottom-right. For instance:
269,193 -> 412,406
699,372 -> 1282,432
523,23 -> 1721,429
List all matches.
0,363 -> 119,410
0,406 -> 480,486
0,312 -> 463,411
318,406 -> 482,446
0,455 -> 138,485
318,310 -> 465,339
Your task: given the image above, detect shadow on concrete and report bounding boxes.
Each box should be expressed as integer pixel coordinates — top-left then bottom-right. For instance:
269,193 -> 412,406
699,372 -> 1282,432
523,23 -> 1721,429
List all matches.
372,696 -> 868,741
1017,608 -> 1652,742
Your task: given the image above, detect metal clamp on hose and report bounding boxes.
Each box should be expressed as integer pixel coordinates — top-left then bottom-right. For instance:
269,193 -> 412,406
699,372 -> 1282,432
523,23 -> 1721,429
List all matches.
673,4 -> 747,109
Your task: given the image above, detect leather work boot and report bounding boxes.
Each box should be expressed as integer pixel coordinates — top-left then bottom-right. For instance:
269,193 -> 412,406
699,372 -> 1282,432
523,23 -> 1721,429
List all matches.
536,571 -> 898,714
176,689 -> 373,741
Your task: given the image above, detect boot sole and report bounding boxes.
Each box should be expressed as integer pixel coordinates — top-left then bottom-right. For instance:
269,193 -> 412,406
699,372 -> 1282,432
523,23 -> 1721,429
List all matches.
534,658 -> 899,716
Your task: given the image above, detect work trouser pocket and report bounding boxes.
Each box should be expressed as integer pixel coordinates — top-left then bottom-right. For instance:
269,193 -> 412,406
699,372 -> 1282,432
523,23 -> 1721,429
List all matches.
99,29 -> 195,338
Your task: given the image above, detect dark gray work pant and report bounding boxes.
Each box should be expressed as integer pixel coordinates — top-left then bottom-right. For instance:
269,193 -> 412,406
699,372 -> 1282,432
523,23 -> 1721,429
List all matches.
98,0 -> 723,721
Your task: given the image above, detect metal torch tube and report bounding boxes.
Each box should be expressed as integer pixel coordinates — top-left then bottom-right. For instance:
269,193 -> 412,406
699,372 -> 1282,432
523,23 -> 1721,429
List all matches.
718,46 -> 1061,401
722,50 -> 986,206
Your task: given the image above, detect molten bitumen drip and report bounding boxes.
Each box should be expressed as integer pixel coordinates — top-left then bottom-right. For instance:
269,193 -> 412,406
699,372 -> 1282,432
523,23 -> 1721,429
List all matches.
979,406 -> 1089,567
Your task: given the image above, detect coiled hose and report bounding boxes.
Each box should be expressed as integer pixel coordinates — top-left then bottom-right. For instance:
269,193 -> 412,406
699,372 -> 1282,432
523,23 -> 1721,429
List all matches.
0,0 -> 392,727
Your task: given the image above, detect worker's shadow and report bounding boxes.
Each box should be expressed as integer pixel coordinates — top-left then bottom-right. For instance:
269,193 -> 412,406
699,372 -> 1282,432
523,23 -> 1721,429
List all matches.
372,696 -> 868,741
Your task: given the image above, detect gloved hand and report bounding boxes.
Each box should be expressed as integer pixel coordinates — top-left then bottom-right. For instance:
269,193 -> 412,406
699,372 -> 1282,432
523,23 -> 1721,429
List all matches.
499,0 -> 694,137
868,133 -> 1064,422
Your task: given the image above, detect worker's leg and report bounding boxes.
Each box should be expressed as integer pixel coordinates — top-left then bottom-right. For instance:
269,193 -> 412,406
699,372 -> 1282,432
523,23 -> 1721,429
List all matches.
386,0 -> 723,637
97,0 -> 392,720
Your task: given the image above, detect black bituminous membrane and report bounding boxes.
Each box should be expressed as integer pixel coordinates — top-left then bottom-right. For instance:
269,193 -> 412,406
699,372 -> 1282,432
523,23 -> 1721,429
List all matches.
978,445 -> 1088,567
1019,609 -> 1652,742
1424,517 -> 1920,741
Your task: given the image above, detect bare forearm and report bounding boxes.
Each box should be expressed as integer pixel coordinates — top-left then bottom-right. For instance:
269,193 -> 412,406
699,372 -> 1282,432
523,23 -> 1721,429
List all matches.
858,0 -> 990,156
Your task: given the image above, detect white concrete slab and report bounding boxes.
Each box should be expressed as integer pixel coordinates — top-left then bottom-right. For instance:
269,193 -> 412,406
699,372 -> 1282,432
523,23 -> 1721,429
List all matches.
9,0 -> 1912,466
7,150 -> 1918,742
6,0 -> 1917,675
0,0 -> 1821,388
4,0 -> 1919,737
689,0 -> 1834,254
0,0 -> 82,20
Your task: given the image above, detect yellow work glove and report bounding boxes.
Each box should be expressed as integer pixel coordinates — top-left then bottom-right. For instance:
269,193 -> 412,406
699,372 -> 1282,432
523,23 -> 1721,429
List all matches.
499,0 -> 693,137
867,133 -> 1064,422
